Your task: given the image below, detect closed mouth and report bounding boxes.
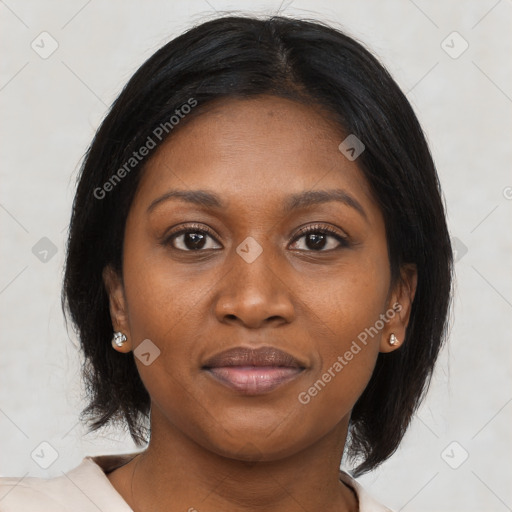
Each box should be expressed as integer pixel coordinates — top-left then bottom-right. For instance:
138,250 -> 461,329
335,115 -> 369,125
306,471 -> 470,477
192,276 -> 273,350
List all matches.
202,346 -> 306,395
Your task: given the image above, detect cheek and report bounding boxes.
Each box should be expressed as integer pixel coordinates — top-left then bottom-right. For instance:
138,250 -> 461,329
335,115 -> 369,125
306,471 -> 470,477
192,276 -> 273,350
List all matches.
121,219 -> 200,340
296,247 -> 390,417
120,222 -> 204,394
120,252 -> 207,433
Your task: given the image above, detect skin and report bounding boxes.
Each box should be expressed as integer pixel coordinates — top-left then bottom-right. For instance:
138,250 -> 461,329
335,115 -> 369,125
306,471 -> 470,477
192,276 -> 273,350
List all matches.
103,95 -> 417,512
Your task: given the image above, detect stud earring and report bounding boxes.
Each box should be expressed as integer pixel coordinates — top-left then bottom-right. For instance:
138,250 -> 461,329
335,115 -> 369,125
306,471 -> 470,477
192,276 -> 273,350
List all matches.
389,333 -> 398,346
112,331 -> 127,349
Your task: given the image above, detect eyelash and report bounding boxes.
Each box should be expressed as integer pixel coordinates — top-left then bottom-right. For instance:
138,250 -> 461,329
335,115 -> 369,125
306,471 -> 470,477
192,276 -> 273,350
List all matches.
162,223 -> 350,252
293,224 -> 349,248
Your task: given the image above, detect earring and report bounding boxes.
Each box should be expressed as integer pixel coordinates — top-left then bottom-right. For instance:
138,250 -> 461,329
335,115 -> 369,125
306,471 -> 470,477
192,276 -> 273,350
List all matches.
389,333 -> 399,346
112,331 -> 127,349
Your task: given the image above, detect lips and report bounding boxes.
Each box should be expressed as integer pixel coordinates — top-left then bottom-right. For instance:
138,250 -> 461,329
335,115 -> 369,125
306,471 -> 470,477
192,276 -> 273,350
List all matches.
202,346 -> 306,395
203,346 -> 304,369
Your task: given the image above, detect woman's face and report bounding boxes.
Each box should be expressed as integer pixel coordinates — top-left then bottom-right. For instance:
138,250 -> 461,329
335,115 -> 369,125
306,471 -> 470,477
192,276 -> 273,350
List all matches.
105,95 -> 415,461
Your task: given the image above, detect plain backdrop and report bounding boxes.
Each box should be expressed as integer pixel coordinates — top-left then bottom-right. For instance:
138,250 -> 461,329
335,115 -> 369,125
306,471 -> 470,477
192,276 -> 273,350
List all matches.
1,1 -> 511,511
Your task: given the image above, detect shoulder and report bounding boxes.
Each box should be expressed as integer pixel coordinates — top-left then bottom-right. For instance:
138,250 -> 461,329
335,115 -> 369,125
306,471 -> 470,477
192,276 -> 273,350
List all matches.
0,453 -> 138,512
0,473 -> 69,512
339,470 -> 394,512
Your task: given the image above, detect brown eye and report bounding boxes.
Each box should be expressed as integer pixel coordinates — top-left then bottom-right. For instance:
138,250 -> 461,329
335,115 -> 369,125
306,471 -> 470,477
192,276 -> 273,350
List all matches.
290,225 -> 349,252
164,225 -> 222,251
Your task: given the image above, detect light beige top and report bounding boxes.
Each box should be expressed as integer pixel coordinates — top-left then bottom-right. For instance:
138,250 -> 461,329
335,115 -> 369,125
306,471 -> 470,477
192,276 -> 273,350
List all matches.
0,452 -> 393,511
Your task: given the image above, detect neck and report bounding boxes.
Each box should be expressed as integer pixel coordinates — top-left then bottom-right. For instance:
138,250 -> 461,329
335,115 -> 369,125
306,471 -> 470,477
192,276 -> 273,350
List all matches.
115,406 -> 357,512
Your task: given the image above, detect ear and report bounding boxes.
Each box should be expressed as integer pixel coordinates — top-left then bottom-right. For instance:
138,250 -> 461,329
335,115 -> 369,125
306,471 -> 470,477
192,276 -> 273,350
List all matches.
379,263 -> 417,353
103,265 -> 132,353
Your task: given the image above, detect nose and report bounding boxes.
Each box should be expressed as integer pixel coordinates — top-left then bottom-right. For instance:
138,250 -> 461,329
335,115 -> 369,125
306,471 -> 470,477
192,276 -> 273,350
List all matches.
213,244 -> 296,329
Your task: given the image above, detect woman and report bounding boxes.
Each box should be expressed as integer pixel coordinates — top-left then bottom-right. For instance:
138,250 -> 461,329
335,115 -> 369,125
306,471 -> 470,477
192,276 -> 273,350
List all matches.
0,14 -> 452,512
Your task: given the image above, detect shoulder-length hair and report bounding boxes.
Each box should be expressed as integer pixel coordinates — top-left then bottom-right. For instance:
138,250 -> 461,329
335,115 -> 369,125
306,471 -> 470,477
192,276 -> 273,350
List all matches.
63,15 -> 452,475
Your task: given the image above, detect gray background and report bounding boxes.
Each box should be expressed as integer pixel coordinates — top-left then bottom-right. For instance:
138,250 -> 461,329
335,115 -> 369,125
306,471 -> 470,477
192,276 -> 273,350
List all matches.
1,1 -> 511,511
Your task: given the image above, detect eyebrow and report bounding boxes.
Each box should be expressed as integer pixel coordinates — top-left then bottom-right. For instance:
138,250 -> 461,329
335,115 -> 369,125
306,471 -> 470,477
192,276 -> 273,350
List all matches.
147,188 -> 367,220
147,190 -> 222,213
284,189 -> 367,220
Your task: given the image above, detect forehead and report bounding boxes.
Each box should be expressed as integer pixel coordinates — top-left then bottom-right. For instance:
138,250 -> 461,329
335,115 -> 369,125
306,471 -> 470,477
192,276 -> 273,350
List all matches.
133,95 -> 375,212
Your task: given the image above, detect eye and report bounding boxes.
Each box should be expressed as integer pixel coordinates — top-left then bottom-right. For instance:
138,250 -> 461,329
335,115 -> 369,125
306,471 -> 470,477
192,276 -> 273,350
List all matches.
289,224 -> 349,251
163,224 -> 222,251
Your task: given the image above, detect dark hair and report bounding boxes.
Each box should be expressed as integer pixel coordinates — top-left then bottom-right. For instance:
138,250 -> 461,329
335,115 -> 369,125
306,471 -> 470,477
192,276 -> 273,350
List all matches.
62,14 -> 452,475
